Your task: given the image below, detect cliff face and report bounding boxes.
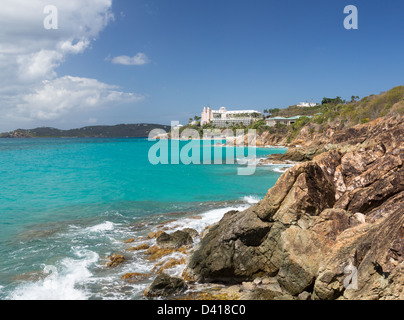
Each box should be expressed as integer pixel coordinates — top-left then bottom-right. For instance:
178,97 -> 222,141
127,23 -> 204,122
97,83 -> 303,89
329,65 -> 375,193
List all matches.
185,115 -> 404,300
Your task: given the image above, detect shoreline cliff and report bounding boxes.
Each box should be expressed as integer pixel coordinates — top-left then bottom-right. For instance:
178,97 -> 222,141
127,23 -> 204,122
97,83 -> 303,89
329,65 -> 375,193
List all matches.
177,114 -> 404,300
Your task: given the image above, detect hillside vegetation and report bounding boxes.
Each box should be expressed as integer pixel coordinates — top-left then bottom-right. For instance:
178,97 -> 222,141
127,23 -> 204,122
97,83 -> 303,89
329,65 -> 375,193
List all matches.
0,124 -> 171,138
269,85 -> 404,143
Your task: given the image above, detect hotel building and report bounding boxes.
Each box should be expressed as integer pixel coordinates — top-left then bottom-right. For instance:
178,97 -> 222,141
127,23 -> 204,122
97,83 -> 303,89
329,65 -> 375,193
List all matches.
201,107 -> 261,128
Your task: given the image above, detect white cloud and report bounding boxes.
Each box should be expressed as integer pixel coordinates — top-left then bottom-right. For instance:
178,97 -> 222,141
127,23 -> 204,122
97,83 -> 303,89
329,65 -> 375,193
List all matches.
0,0 -> 143,131
111,53 -> 150,66
15,76 -> 143,121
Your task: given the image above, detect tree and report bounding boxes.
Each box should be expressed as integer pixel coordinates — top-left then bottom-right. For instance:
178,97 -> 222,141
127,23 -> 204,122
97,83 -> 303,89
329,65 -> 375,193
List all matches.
322,97 -> 343,105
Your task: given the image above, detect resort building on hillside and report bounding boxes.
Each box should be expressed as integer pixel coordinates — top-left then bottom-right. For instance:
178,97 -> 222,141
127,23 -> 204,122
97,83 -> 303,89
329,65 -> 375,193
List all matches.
265,115 -> 310,127
297,102 -> 319,108
201,107 -> 261,128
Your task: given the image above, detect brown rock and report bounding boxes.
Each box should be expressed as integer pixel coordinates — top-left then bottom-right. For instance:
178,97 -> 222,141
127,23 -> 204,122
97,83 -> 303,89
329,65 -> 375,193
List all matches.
121,273 -> 152,283
123,238 -> 135,243
184,114 -> 404,299
107,254 -> 125,268
147,230 -> 165,239
128,243 -> 150,251
155,258 -> 186,274
145,245 -> 188,261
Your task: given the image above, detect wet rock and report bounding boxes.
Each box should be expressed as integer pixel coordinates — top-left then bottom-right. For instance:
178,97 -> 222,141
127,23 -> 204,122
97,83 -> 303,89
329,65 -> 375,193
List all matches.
144,273 -> 187,298
156,230 -> 193,249
123,238 -> 135,243
147,230 -> 164,239
145,245 -> 188,261
107,254 -> 125,268
155,258 -> 186,274
182,228 -> 199,239
121,273 -> 152,283
127,243 -> 150,251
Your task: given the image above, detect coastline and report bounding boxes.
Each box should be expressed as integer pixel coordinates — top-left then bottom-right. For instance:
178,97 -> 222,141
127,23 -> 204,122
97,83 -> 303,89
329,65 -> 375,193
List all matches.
180,114 -> 404,301
105,196 -> 262,300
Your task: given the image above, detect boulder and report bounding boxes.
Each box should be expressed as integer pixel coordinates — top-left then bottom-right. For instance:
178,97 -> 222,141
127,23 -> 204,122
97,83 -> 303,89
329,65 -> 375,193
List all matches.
182,228 -> 199,239
107,254 -> 125,268
144,273 -> 187,298
156,230 -> 193,249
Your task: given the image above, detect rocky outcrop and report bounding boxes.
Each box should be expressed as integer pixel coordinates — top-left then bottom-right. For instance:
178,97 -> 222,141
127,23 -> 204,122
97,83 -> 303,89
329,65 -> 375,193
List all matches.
144,273 -> 188,298
156,230 -> 194,249
185,115 -> 404,300
107,254 -> 125,268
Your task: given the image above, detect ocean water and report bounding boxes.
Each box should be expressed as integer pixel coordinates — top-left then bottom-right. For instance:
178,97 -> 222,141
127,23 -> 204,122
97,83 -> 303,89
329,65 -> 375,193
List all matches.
0,138 -> 288,300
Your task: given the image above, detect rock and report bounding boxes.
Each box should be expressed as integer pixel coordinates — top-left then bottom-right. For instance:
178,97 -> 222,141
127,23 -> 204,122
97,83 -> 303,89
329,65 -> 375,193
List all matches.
353,213 -> 366,225
276,226 -> 330,295
121,273 -> 152,283
314,206 -> 404,300
182,228 -> 199,239
144,273 -> 187,298
184,115 -> 404,299
107,254 -> 125,268
147,230 -> 164,239
241,288 -> 284,300
187,209 -> 272,282
155,258 -> 186,274
124,238 -> 135,243
241,282 -> 255,291
127,244 -> 150,251
298,291 -> 311,300
156,230 -> 193,249
145,245 -> 188,261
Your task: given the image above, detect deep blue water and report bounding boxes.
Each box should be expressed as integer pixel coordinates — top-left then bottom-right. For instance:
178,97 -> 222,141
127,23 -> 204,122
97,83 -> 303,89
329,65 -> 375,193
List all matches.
0,138 -> 287,299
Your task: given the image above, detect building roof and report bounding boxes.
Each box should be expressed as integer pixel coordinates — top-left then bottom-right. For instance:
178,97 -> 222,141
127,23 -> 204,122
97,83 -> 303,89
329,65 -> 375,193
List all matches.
211,109 -> 261,114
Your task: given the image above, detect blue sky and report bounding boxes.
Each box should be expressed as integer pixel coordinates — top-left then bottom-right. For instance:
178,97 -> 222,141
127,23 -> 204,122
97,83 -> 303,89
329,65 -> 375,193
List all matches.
1,0 -> 403,130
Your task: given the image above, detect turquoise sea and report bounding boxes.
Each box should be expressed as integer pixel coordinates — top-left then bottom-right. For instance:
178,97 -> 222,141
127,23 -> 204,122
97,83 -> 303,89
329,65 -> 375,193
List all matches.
0,138 -> 287,300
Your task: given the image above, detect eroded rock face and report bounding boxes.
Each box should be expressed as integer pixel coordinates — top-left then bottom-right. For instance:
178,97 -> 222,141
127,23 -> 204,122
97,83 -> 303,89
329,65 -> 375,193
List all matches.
185,115 -> 404,299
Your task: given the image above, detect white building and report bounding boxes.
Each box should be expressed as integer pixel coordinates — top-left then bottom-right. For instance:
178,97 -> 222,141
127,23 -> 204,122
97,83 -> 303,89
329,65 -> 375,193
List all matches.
266,116 -> 305,127
297,102 -> 318,108
201,107 -> 261,128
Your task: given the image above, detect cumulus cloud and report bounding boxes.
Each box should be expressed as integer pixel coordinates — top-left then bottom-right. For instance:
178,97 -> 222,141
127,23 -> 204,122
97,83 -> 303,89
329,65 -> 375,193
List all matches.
0,0 -> 143,131
15,76 -> 143,121
111,53 -> 150,66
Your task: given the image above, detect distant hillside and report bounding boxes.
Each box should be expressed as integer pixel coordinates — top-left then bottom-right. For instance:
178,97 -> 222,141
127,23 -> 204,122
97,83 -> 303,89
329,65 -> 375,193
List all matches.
271,85 -> 404,123
0,123 -> 171,138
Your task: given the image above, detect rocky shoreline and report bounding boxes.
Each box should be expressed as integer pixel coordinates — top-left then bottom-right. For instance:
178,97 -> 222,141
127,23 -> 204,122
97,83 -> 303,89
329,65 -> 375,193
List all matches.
106,114 -> 403,300
182,114 -> 404,300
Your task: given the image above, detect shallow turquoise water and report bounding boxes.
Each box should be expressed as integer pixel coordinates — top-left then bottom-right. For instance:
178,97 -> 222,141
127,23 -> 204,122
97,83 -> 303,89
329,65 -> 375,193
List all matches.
0,138 -> 287,299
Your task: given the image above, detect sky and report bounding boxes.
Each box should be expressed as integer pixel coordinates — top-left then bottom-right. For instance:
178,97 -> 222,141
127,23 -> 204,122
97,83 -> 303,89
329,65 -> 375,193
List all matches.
0,0 -> 403,131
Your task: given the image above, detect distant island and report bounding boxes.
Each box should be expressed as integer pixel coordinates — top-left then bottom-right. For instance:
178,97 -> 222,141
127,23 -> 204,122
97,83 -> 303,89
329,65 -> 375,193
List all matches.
0,123 -> 171,139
